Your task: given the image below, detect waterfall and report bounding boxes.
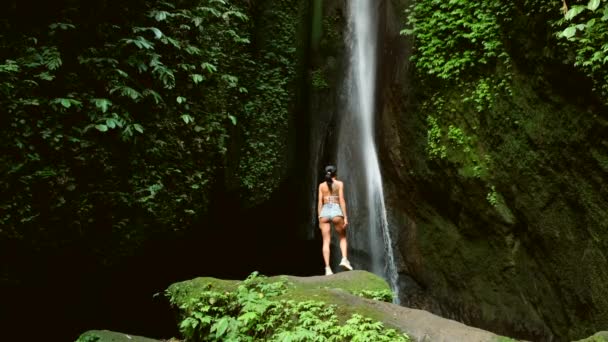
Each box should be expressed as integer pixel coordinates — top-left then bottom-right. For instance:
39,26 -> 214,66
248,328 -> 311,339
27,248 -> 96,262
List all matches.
335,0 -> 400,303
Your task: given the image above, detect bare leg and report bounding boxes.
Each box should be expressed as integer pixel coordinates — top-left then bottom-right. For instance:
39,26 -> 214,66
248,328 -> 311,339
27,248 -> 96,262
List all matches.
333,216 -> 347,260
319,217 -> 331,267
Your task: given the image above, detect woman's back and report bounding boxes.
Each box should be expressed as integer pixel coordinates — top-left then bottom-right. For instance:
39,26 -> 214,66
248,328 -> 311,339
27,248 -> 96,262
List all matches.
319,180 -> 342,204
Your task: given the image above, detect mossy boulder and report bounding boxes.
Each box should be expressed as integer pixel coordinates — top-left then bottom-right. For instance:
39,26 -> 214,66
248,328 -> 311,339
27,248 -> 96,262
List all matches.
167,270 -> 510,342
574,332 -> 608,342
166,270 -> 393,322
75,330 -> 164,342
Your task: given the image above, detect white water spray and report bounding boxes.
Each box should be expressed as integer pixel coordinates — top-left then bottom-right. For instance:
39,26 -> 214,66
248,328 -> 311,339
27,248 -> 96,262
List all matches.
336,0 -> 400,303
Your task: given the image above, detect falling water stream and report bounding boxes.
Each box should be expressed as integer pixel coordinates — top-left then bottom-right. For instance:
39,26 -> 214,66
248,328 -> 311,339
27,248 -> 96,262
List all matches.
336,0 -> 400,303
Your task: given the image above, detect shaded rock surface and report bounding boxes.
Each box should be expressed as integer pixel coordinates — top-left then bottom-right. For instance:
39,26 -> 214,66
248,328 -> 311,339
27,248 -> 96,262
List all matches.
373,0 -> 608,341
76,330 -> 165,342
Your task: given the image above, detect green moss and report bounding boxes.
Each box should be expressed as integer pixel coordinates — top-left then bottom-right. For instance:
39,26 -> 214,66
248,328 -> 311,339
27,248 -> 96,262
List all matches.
286,271 -> 391,293
591,148 -> 608,172
493,337 -> 518,342
320,12 -> 344,56
311,68 -> 329,90
167,271 -> 390,305
166,277 -> 239,306
404,55 -> 608,340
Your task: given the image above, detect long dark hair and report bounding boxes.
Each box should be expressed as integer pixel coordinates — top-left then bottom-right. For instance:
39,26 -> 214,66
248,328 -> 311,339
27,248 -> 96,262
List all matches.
325,165 -> 337,192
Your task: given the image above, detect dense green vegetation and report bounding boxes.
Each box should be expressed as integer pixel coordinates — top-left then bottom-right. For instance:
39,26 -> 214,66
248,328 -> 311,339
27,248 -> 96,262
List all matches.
402,0 -> 608,206
166,272 -> 409,341
0,0 -> 298,266
398,0 -> 608,339
557,0 -> 608,97
3,0 -> 607,340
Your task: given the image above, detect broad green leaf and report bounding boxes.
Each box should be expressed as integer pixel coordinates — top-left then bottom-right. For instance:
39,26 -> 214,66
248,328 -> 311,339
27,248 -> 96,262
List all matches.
192,17 -> 203,27
588,0 -> 601,11
133,26 -> 163,39
0,60 -> 20,73
95,124 -> 108,132
191,74 -> 204,84
212,317 -> 231,337
222,10 -> 244,21
202,62 -> 217,73
238,312 -> 258,322
116,69 -> 129,78
200,7 -> 222,18
110,85 -> 142,101
112,114 -> 125,128
184,45 -> 201,55
93,98 -> 112,113
150,27 -> 163,39
153,10 -> 169,21
44,49 -> 63,70
221,74 -> 238,87
133,124 -> 144,134
106,119 -> 116,129
49,22 -> 76,30
562,26 -> 577,38
181,114 -> 193,124
565,5 -> 586,20
60,98 -> 71,108
228,115 -> 237,126
162,36 -> 181,48
177,96 -> 186,104
122,36 -> 154,50
143,89 -> 163,104
36,72 -> 55,81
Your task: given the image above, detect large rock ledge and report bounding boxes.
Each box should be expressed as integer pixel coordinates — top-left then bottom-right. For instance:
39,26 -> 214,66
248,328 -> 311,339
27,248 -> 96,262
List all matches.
166,270 -> 505,342
76,330 -> 165,342
76,271 -> 608,342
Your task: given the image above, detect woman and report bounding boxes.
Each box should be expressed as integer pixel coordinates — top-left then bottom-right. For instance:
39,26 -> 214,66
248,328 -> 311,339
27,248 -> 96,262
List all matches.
318,165 -> 353,275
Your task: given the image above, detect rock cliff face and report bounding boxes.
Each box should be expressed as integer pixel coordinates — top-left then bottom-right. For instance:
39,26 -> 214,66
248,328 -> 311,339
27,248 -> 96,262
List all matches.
373,1 -> 608,341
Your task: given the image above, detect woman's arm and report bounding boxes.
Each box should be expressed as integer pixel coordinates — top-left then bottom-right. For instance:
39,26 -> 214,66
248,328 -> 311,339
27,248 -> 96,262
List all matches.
318,185 -> 323,218
339,182 -> 348,226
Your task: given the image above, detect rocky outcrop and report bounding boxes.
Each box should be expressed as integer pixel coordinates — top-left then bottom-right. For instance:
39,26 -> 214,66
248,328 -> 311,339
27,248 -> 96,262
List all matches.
375,1 -> 608,341
76,330 -> 164,342
166,270 -> 506,342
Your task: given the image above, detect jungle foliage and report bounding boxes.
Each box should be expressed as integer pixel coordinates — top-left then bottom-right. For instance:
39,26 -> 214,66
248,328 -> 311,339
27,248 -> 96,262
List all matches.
0,0 -> 297,265
556,0 -> 608,97
402,0 -> 608,206
166,272 -> 410,342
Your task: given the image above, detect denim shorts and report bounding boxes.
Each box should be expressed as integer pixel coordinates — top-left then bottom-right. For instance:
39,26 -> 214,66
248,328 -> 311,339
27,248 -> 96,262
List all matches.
319,203 -> 344,220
